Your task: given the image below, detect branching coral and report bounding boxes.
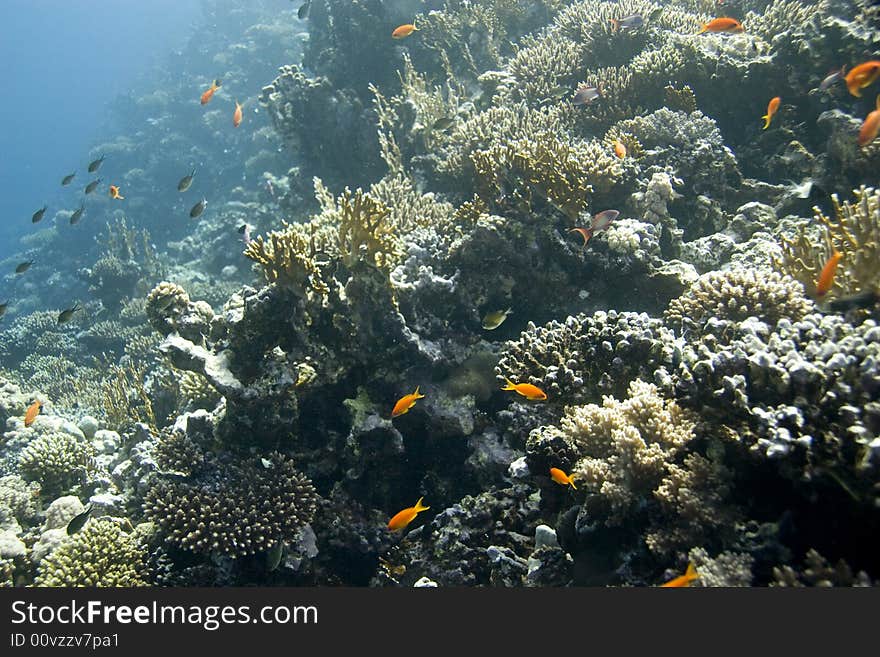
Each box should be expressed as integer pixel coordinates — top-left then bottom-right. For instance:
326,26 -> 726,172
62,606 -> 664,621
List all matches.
18,432 -> 96,496
771,548 -> 874,586
328,184 -> 401,271
243,219 -> 332,297
34,519 -> 146,586
497,311 -> 678,403
774,187 -> 880,299
664,268 -> 814,333
143,451 -> 318,557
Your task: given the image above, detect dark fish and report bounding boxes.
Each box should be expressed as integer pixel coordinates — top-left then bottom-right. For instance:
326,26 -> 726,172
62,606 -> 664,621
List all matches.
610,15 -> 644,32
826,289 -> 880,313
0,301 -> 8,318
572,83 -> 601,106
266,542 -> 284,571
432,117 -> 455,131
70,203 -> 85,225
84,178 -> 102,194
32,205 -> 47,224
298,1 -> 311,20
57,303 -> 81,325
61,172 -> 76,186
87,155 -> 105,173
66,505 -> 93,535
178,169 -> 196,192
189,198 -> 208,218
819,65 -> 846,92
591,209 -> 619,233
15,260 -> 33,274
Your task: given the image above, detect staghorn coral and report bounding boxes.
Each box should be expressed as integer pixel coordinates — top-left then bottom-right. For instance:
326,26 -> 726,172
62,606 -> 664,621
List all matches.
664,268 -> 814,333
497,311 -> 679,404
774,187 -> 880,300
18,432 -> 96,497
34,519 -> 146,587
101,359 -> 158,432
143,451 -> 318,557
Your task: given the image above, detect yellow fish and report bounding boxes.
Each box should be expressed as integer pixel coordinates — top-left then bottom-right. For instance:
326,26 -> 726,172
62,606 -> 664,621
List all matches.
481,308 -> 512,330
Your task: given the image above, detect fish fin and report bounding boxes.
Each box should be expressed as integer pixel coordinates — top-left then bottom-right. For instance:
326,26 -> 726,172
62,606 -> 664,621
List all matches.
413,385 -> 424,399
501,378 -> 515,390
569,477 -> 578,490
414,497 -> 429,512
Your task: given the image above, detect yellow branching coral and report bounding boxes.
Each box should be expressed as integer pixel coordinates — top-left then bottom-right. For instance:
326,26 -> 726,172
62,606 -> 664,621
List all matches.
329,185 -> 401,271
471,133 -> 621,222
243,220 -> 332,297
774,187 -> 880,299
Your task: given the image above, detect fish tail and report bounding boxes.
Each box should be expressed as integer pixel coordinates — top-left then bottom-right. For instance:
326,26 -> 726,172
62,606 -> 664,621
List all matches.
214,79 -> 222,88
685,562 -> 698,580
501,378 -> 515,390
415,497 -> 429,512
413,385 -> 424,398
569,477 -> 578,490
610,18 -> 619,33
762,113 -> 771,129
875,94 -> 880,111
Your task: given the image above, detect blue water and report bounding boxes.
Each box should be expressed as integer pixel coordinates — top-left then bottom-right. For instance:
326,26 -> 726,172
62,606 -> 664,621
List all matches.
0,0 -> 202,250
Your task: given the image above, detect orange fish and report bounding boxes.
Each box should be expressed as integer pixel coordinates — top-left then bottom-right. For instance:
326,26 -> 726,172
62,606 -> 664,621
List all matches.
762,96 -> 781,129
392,22 -> 418,39
613,139 -> 627,158
233,100 -> 243,128
857,94 -> 880,147
698,17 -> 744,34
661,562 -> 699,587
549,467 -> 577,489
844,60 -> 880,98
387,497 -> 430,531
501,378 -> 547,400
109,185 -> 124,200
391,386 -> 425,418
200,79 -> 222,105
816,250 -> 843,297
24,400 -> 42,427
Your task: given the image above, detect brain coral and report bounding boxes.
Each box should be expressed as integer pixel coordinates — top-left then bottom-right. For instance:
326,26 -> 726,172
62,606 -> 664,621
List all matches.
34,519 -> 146,587
144,451 -> 318,557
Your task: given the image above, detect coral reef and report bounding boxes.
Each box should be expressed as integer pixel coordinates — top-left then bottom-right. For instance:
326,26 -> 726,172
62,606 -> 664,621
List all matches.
34,519 -> 146,587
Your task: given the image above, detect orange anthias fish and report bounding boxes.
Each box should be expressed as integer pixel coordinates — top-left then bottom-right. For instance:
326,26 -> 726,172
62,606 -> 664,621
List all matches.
24,400 -> 42,427
762,96 -> 781,129
661,562 -> 699,587
613,139 -> 627,158
501,378 -> 548,400
698,17 -> 744,34
844,60 -> 880,97
549,467 -> 577,489
816,250 -> 843,297
387,497 -> 430,531
233,100 -> 243,128
857,95 -> 880,147
200,79 -> 222,105
392,22 -> 419,39
391,386 -> 425,418
109,185 -> 124,200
